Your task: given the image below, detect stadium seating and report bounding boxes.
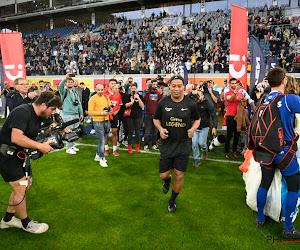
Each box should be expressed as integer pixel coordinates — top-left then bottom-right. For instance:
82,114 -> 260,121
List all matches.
22,4 -> 300,76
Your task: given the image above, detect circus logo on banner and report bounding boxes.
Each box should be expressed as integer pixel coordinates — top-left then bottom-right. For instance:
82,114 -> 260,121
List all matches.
229,5 -> 248,89
0,33 -> 26,86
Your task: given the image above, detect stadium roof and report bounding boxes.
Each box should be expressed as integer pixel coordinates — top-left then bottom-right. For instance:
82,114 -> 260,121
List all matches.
0,0 -> 229,24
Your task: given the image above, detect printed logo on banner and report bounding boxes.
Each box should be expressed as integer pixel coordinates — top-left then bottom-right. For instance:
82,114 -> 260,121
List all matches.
4,64 -> 25,81
0,33 -> 26,85
229,54 -> 246,79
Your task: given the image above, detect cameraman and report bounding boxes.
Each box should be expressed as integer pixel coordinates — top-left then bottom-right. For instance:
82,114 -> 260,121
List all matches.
250,78 -> 271,103
201,80 -> 220,107
188,87 -> 218,167
1,81 -> 13,118
0,91 -> 63,234
143,79 -> 163,150
58,74 -> 84,154
6,78 -> 37,112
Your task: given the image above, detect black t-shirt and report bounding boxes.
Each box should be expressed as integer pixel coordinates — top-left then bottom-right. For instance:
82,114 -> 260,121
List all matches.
123,93 -> 145,119
0,104 -> 52,152
154,96 -> 200,157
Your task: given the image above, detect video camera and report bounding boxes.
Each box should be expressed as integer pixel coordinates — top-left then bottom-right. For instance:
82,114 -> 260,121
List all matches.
25,115 -> 84,160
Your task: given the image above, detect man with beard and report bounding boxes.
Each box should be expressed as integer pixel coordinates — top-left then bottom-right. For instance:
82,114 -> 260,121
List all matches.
88,84 -> 112,167
58,74 -> 84,154
0,91 -> 63,234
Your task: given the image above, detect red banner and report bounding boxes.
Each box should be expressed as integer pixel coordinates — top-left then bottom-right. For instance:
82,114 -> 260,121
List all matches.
0,33 -> 26,86
229,5 -> 248,89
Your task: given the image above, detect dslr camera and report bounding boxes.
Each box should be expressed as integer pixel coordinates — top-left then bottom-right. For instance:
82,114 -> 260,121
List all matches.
104,104 -> 114,112
73,100 -> 79,106
190,92 -> 200,102
201,80 -> 211,93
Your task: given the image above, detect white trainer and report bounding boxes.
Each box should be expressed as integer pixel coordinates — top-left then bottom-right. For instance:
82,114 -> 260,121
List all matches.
90,129 -> 96,134
0,216 -> 22,229
95,154 -> 107,162
66,148 -> 76,154
94,154 -> 100,161
72,146 -> 79,152
99,158 -> 108,167
22,220 -> 49,234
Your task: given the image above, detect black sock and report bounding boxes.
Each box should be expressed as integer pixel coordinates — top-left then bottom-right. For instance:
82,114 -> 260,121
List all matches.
21,217 -> 31,228
164,175 -> 171,183
3,212 -> 15,222
169,190 -> 179,207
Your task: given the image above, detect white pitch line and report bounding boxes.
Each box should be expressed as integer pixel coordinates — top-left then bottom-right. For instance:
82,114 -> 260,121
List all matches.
74,142 -> 243,164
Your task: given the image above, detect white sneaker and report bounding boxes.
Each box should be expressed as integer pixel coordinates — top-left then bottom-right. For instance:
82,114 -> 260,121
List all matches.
66,148 -> 76,154
99,158 -> 108,167
144,145 -> 149,151
22,220 -> 49,234
117,142 -> 120,147
95,154 -> 107,162
72,146 -> 79,152
0,216 -> 22,229
94,154 -> 100,161
90,129 -> 96,134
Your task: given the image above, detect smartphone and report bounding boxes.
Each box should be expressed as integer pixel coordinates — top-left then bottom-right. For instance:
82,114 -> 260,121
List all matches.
132,91 -> 136,97
69,73 -> 75,77
236,80 -> 244,88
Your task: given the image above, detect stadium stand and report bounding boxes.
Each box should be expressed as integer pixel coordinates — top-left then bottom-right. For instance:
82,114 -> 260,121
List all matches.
21,4 -> 300,76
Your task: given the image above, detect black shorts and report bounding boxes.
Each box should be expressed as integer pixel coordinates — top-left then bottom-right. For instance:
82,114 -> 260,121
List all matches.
0,156 -> 32,182
110,114 -> 119,128
159,154 -> 190,173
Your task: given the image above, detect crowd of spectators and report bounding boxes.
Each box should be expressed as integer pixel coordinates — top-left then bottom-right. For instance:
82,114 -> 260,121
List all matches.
22,5 -> 300,76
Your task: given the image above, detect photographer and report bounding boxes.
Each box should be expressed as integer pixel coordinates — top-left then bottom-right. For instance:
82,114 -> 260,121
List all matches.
224,78 -> 244,159
58,74 -> 84,154
104,79 -> 122,156
188,87 -> 218,167
143,79 -> 163,150
250,78 -> 271,103
123,77 -> 134,95
6,78 -> 37,112
124,82 -> 144,154
1,81 -> 13,118
200,80 -> 220,108
88,84 -> 112,167
0,91 -> 63,234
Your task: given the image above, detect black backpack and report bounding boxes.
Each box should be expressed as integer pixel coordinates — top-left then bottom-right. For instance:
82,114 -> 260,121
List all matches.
248,93 -> 298,169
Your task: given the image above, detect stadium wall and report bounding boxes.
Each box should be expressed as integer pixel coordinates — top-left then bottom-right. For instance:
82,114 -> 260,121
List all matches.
26,73 -> 300,93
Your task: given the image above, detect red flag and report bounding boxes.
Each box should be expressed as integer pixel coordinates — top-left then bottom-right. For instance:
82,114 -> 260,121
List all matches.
229,5 -> 248,89
0,33 -> 26,86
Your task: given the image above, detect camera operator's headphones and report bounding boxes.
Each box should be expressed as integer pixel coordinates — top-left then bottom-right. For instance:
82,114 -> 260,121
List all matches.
45,95 -> 57,107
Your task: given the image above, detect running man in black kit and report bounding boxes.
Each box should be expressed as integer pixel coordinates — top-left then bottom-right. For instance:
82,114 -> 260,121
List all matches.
153,75 -> 200,212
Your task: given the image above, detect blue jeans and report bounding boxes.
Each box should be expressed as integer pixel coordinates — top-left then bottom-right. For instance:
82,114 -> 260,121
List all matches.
192,127 -> 209,160
63,114 -> 80,150
94,121 -> 110,157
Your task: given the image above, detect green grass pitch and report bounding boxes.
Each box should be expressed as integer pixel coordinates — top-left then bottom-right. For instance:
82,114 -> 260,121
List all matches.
0,131 -> 299,249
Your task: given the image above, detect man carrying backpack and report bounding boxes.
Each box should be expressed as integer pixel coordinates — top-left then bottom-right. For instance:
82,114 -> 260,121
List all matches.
250,67 -> 300,238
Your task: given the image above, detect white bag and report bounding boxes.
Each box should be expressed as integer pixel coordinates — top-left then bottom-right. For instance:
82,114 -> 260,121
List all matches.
243,157 -> 282,222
